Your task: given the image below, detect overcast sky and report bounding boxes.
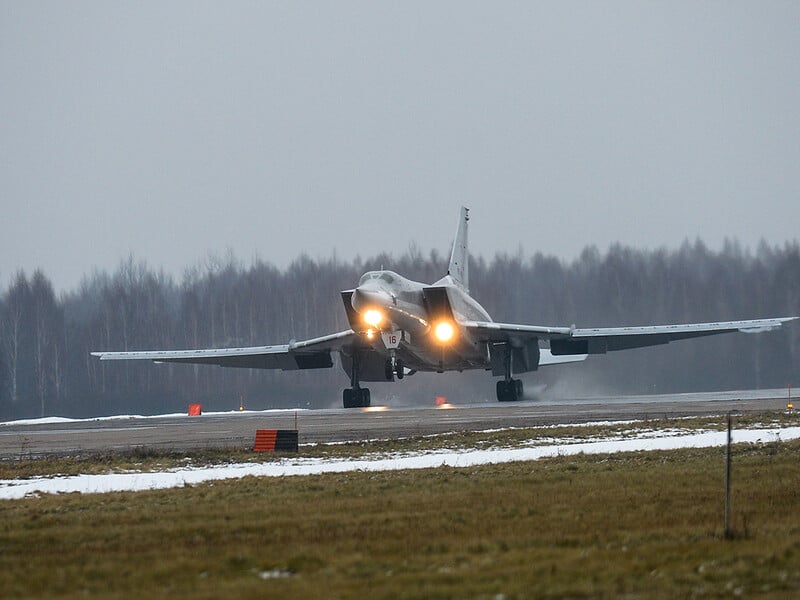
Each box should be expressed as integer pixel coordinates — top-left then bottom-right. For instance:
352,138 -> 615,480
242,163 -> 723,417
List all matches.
2,2 -> 799,293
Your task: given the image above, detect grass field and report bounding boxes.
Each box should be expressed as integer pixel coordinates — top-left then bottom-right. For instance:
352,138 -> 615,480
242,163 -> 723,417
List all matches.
1,420 -> 799,598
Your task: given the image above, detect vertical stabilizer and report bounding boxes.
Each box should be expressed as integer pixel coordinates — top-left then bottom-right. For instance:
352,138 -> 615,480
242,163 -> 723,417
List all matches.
447,206 -> 470,291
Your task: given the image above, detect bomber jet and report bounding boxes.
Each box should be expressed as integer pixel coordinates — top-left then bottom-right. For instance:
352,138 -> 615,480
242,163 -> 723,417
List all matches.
92,207 -> 797,407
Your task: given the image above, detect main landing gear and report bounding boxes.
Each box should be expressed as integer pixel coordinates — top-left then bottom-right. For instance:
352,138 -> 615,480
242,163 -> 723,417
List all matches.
496,378 -> 523,402
496,343 -> 523,402
343,350 -> 371,408
343,387 -> 370,408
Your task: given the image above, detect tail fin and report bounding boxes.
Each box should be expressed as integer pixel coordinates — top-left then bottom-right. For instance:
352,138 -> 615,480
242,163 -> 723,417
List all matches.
447,206 -> 470,291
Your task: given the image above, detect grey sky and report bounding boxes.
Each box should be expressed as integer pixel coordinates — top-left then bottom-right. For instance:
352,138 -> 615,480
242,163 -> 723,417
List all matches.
2,2 -> 799,293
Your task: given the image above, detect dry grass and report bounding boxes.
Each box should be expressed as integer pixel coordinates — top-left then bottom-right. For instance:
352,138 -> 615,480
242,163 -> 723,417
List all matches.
0,439 -> 798,598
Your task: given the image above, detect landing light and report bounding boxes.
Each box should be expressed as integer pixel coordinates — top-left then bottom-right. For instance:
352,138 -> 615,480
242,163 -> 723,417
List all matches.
434,321 -> 455,343
364,309 -> 383,327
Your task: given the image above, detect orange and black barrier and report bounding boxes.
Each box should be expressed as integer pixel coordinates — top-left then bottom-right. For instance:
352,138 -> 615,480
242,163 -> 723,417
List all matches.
253,429 -> 298,453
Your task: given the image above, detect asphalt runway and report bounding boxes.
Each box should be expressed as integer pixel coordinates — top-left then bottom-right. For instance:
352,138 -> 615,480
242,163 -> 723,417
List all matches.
0,388 -> 794,459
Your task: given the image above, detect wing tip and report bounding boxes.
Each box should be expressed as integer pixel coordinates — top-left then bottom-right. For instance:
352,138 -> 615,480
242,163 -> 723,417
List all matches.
738,316 -> 799,333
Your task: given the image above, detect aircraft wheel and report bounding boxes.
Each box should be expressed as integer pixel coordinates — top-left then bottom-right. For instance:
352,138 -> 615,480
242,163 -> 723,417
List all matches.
384,359 -> 394,381
496,380 -> 509,402
395,359 -> 404,380
343,388 -> 371,408
497,380 -> 522,402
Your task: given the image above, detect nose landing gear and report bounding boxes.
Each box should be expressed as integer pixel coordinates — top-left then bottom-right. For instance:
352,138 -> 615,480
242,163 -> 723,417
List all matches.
384,353 -> 405,381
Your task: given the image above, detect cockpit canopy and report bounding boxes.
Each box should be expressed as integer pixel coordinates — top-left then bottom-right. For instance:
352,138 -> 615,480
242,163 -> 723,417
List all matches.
358,271 -> 398,286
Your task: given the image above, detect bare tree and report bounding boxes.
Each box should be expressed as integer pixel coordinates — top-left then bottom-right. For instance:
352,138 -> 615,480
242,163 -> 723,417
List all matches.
30,270 -> 62,416
1,272 -> 31,410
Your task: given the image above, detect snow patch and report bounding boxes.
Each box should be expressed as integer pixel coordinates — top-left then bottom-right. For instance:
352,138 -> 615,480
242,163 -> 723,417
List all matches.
1,408 -> 306,427
1,426 -> 799,500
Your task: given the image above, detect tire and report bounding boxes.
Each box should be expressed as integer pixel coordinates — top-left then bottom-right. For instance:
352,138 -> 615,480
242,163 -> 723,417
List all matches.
344,388 -> 371,408
496,380 -> 509,402
497,380 -> 523,402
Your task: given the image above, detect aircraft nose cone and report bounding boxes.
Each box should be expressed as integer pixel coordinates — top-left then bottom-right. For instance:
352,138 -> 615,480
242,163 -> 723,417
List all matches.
352,286 -> 391,312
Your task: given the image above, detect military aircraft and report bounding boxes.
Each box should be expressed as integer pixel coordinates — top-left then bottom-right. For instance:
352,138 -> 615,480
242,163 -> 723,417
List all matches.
92,207 -> 796,407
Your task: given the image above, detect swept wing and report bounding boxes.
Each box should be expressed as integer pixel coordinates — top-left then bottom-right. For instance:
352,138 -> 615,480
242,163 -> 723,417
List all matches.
464,317 -> 797,355
91,330 -> 357,370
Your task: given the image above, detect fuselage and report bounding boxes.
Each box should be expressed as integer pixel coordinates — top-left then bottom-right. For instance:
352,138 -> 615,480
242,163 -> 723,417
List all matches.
343,270 -> 493,374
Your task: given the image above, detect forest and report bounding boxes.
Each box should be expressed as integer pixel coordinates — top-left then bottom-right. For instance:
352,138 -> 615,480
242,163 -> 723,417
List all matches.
1,240 -> 798,421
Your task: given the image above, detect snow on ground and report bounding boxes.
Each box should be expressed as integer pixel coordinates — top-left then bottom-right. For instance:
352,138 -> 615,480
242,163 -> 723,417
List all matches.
0,409 -> 305,427
1,426 -> 798,500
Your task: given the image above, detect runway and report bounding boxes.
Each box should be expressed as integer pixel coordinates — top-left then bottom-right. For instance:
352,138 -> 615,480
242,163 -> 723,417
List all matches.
0,388 -> 793,459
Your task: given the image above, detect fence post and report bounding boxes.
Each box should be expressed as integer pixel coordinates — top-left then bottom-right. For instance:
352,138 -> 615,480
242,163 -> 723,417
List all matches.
724,412 -> 732,539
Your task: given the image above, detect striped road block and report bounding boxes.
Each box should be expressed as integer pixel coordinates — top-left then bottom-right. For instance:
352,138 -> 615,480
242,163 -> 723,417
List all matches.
253,430 -> 299,453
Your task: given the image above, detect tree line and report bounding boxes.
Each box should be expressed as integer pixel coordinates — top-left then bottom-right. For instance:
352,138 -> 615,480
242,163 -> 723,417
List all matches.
1,240 -> 798,420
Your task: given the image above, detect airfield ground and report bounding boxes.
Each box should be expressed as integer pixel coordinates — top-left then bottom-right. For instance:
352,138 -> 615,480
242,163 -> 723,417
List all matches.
0,430 -> 798,598
1,392 -> 798,598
